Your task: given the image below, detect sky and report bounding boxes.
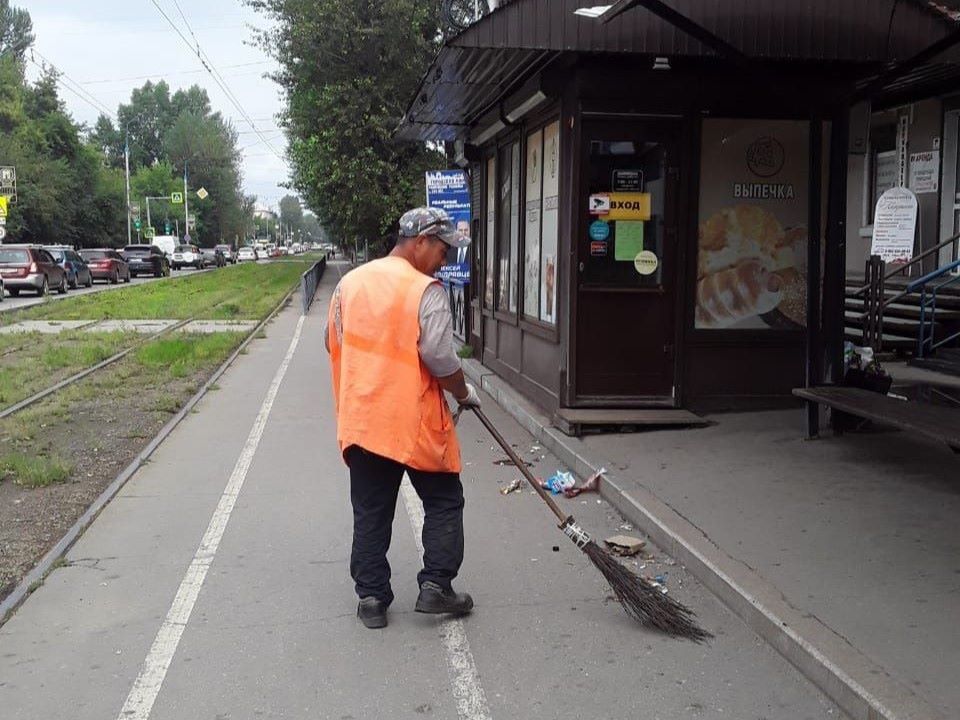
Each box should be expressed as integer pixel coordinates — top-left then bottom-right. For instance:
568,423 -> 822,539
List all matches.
20,0 -> 291,214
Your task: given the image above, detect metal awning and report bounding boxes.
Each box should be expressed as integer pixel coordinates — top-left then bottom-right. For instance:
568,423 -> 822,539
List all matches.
397,0 -> 960,142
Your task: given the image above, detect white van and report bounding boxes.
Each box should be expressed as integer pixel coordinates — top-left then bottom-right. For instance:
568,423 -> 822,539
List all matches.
151,235 -> 178,258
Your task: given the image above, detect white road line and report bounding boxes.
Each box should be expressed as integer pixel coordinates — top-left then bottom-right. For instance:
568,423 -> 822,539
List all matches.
116,315 -> 306,720
400,480 -> 493,720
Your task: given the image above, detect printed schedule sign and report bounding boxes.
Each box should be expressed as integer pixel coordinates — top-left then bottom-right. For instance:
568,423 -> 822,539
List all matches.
871,187 -> 918,263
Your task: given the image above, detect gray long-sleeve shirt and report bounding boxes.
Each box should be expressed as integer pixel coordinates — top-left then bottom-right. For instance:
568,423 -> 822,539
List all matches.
325,281 -> 460,378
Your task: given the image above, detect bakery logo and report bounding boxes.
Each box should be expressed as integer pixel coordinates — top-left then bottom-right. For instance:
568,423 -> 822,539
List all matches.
746,136 -> 785,178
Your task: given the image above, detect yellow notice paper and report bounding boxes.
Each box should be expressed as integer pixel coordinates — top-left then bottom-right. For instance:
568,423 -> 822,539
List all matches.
615,221 -> 644,261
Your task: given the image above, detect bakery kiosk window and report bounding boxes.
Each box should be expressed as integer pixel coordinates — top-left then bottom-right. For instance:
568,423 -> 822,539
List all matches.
696,119 -> 809,331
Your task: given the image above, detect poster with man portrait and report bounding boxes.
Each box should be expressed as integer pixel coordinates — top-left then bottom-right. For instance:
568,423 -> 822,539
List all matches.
425,170 -> 471,282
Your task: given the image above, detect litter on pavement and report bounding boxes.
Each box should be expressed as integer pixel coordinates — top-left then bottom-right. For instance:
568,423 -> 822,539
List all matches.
499,478 -> 524,495
542,470 -> 576,494
562,467 -> 605,497
604,535 -> 647,556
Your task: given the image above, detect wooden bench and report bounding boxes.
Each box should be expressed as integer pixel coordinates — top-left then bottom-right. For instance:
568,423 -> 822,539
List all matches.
793,386 -> 960,452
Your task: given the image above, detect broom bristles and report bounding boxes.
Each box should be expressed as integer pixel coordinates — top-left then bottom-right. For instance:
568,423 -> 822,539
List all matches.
583,539 -> 713,642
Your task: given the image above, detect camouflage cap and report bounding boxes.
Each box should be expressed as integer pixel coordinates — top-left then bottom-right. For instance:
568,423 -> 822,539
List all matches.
397,207 -> 468,248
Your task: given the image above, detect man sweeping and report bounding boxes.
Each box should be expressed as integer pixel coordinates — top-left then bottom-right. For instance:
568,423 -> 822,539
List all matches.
326,206 -> 481,629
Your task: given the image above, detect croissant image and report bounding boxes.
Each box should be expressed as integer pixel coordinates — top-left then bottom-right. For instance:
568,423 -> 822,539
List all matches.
695,260 -> 783,328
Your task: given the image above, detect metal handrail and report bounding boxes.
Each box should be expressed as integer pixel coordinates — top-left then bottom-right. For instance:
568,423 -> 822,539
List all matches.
850,231 -> 960,298
917,269 -> 960,357
906,257 -> 960,293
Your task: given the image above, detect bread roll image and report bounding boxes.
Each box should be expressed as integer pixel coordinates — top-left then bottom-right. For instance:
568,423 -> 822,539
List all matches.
695,260 -> 783,328
697,205 -> 808,328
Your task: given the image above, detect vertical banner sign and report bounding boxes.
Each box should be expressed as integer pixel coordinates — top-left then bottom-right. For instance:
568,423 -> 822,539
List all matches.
540,121 -> 560,325
696,119 -> 809,330
425,170 -> 471,282
426,169 -> 471,341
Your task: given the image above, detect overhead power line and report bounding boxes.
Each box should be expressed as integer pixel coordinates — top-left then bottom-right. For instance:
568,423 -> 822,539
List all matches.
28,49 -> 116,119
79,61 -> 271,85
149,0 -> 285,163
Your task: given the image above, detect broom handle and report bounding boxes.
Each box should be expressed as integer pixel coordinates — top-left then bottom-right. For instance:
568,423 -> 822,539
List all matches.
469,406 -> 570,525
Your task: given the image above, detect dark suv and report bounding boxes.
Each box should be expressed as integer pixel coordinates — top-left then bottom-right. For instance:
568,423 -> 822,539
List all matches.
0,245 -> 68,296
122,244 -> 171,278
200,247 -> 226,268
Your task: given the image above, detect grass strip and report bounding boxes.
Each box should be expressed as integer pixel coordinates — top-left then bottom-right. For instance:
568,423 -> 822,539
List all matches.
0,451 -> 72,488
0,331 -> 138,409
12,261 -> 312,323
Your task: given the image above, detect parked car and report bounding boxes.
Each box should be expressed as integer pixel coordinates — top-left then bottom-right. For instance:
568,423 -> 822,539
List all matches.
215,244 -> 237,264
171,244 -> 203,270
122,244 -> 170,278
0,245 -> 68,296
79,248 -> 131,284
237,246 -> 257,262
46,245 -> 93,289
200,247 -> 226,268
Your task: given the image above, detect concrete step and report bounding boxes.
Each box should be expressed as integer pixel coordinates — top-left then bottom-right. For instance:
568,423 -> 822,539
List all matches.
844,297 -> 960,321
844,329 -> 915,350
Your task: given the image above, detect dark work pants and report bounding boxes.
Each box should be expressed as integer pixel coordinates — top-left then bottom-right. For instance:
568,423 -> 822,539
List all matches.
346,445 -> 465,606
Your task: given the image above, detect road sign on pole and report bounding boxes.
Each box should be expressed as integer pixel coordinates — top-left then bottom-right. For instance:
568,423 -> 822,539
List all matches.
171,191 -> 184,204
196,187 -> 208,200
144,226 -> 156,239
0,167 -> 16,204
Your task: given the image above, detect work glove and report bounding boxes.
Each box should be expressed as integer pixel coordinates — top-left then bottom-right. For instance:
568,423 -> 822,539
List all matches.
455,383 -> 481,409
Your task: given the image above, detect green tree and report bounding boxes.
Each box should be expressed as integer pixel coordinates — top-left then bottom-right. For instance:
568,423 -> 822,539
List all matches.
279,194 -> 303,239
0,0 -> 32,62
301,212 -> 322,242
248,0 -> 445,255
117,80 -> 175,169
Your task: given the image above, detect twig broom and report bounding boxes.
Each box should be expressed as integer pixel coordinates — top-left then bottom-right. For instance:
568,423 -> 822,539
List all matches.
469,407 -> 711,642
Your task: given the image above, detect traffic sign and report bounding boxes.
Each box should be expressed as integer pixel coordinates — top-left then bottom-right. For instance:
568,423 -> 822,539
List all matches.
196,187 -> 208,200
0,166 -> 15,203
130,203 -> 141,218
144,226 -> 156,238
0,196 -> 7,217
0,227 -> 7,241
171,191 -> 184,204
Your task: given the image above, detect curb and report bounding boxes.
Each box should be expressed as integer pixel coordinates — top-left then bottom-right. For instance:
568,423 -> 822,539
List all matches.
462,358 -> 944,720
0,286 -> 299,626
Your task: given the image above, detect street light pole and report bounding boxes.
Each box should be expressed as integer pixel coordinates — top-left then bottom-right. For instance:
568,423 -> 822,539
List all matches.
183,162 -> 190,241
124,133 -> 132,245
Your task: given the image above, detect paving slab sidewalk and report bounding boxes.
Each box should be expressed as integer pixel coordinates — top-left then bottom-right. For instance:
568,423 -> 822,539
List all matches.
464,361 -> 958,720
0,262 -> 844,720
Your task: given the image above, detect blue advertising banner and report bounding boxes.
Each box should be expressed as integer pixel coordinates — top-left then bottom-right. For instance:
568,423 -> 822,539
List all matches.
425,170 -> 471,283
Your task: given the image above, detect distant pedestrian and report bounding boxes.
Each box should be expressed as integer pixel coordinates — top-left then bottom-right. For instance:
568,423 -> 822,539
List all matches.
326,206 -> 479,629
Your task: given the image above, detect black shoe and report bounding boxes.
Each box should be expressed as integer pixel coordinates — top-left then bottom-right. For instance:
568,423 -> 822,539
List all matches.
415,581 -> 474,615
357,597 -> 388,629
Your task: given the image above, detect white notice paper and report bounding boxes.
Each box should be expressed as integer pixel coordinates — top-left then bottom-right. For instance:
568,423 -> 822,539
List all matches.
871,187 -> 918,263
909,151 -> 940,194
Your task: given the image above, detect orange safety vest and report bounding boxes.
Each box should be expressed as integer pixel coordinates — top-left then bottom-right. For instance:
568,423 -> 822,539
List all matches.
328,256 -> 461,473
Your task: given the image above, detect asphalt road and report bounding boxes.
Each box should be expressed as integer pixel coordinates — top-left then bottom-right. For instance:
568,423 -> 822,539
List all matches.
0,263 -> 844,719
0,266 -> 216,313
